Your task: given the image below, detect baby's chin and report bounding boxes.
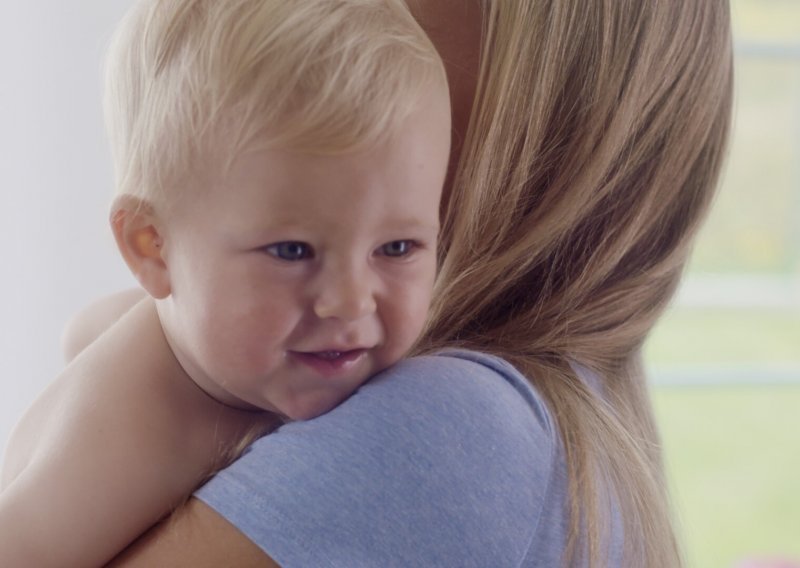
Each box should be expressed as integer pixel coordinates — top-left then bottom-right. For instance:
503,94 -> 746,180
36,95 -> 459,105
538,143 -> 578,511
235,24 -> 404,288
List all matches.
276,373 -> 387,422
282,380 -> 374,421
276,395 -> 345,422
274,352 -> 407,421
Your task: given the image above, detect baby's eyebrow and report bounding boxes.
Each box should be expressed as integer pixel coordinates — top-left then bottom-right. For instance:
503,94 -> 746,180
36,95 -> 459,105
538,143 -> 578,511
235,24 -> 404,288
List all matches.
383,217 -> 439,232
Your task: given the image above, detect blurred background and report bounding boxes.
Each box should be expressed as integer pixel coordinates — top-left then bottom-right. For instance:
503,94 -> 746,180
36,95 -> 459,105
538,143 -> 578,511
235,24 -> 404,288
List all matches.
0,1 -> 797,566
0,1 -> 137,458
645,1 -> 800,566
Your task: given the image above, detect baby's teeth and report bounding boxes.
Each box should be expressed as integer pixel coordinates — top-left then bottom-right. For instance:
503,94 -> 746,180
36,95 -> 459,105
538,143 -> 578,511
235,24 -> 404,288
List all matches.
318,351 -> 342,360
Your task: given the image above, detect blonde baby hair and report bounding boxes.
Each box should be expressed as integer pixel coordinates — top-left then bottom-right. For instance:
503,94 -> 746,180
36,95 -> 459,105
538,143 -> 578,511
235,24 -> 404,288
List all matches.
104,0 -> 446,206
417,1 -> 734,566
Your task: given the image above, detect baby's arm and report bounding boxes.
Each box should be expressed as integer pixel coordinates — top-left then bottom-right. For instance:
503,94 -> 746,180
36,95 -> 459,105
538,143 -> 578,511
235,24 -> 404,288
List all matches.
0,298 -> 276,567
61,287 -> 147,363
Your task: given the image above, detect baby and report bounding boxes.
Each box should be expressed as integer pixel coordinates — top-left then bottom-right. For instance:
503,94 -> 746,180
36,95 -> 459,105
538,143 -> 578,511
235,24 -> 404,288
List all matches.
0,0 -> 450,565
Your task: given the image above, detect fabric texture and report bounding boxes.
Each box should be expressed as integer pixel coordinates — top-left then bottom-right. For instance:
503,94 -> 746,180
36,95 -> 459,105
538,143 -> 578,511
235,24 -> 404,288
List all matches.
195,349 -> 608,567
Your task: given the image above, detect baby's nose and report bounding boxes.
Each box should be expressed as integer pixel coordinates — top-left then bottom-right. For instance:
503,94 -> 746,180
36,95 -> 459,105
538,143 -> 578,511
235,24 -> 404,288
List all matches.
313,269 -> 377,321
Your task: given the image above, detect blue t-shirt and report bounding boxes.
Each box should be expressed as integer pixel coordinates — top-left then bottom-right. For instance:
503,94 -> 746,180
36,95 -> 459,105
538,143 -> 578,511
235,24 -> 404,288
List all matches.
196,349 -> 614,567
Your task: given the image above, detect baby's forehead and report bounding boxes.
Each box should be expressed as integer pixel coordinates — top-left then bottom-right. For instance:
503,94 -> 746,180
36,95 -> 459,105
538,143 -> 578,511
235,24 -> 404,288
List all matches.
171,125 -> 444,239
167,78 -> 450,223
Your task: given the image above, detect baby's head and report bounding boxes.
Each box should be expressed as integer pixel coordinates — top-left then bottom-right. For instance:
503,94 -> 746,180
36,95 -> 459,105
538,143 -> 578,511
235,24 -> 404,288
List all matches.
105,0 -> 449,206
106,0 -> 450,420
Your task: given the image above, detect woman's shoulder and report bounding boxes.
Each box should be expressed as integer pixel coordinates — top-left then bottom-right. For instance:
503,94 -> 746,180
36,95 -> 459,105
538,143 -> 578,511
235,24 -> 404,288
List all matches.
196,349 -> 570,567
369,348 -> 559,440
346,348 -> 562,478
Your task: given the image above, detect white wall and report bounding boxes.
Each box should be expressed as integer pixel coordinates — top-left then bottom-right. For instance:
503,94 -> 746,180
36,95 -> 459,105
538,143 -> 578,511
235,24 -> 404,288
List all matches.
0,2 -> 136,460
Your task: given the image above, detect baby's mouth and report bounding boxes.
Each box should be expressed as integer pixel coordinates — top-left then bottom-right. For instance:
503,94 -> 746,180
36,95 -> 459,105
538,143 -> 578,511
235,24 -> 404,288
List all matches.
315,350 -> 346,360
291,349 -> 368,377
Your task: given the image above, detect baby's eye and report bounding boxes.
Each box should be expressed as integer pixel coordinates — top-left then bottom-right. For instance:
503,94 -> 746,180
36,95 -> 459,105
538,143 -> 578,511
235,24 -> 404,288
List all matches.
379,240 -> 417,258
264,241 -> 313,261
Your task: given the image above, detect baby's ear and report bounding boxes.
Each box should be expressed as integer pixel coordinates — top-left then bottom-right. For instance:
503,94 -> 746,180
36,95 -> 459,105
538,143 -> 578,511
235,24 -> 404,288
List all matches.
109,195 -> 171,299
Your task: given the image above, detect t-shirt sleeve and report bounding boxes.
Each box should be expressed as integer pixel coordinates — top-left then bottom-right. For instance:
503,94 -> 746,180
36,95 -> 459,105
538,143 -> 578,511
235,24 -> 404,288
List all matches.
195,352 -> 560,567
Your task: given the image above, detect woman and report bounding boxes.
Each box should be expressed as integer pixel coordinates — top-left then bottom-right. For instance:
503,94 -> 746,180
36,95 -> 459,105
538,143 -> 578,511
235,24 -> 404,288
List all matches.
107,0 -> 732,566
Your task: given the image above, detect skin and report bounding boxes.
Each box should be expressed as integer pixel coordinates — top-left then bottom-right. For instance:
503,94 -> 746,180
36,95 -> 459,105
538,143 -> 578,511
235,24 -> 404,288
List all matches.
0,299 -> 276,567
406,0 -> 482,205
152,89 -> 449,421
59,0 -> 482,366
0,3 -> 477,566
106,2 -> 483,565
0,77 -> 451,567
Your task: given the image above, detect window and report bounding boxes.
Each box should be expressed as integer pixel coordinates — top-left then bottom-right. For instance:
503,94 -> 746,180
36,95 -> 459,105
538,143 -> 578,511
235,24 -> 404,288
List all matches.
645,2 -> 800,565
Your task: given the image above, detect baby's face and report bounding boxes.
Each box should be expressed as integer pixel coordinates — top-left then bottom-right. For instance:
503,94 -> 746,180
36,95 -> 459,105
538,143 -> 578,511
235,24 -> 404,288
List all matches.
157,86 -> 450,420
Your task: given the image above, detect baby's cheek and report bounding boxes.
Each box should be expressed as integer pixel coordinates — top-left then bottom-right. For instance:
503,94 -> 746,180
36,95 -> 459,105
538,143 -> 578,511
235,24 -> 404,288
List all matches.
407,283 -> 435,331
235,328 -> 284,368
387,293 -> 431,356
202,319 -> 270,374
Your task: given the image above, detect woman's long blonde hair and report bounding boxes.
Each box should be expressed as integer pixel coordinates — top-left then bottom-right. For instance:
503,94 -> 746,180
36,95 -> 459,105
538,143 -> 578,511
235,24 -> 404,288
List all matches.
417,1 -> 733,566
